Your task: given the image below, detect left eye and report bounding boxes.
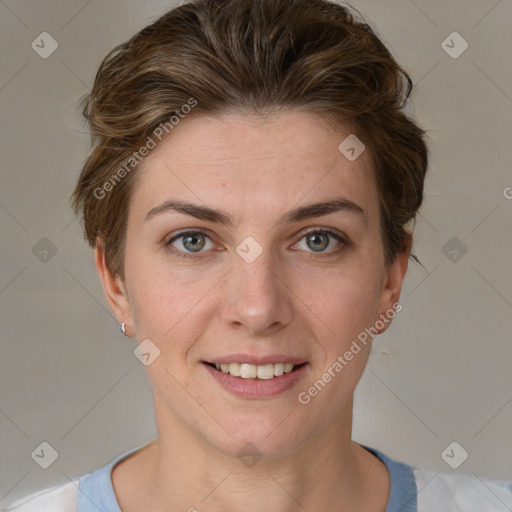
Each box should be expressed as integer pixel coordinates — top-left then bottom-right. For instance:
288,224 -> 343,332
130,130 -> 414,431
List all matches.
293,229 -> 345,253
167,230 -> 214,255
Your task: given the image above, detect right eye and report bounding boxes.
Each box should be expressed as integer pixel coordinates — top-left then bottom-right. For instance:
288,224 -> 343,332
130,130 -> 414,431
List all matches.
166,230 -> 216,259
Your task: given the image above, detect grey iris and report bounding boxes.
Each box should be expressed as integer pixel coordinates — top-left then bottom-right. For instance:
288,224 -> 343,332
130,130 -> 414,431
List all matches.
307,233 -> 329,252
183,233 -> 205,252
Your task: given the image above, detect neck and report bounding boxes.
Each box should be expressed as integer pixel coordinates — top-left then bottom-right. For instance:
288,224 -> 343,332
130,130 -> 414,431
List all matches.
123,394 -> 389,512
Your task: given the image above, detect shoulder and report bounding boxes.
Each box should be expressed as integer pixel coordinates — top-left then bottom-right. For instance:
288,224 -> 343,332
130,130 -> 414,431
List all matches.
1,480 -> 79,512
3,443 -> 150,512
413,466 -> 512,512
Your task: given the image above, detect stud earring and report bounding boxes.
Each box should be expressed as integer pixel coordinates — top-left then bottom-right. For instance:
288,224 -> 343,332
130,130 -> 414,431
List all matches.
120,322 -> 127,336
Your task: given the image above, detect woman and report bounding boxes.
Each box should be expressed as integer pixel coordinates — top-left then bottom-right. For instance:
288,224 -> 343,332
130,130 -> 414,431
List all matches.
5,0 -> 511,510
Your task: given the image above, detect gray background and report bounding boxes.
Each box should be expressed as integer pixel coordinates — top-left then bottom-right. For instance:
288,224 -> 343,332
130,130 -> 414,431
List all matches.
1,0 -> 511,507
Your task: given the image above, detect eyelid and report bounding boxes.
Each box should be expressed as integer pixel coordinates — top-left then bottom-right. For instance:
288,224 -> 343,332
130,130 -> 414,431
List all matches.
298,226 -> 348,242
166,227 -> 211,244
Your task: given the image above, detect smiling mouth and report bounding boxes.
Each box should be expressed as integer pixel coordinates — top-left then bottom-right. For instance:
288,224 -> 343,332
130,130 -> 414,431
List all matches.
204,362 -> 307,380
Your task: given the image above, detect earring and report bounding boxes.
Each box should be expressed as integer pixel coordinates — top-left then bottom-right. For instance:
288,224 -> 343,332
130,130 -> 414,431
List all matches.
120,322 -> 128,336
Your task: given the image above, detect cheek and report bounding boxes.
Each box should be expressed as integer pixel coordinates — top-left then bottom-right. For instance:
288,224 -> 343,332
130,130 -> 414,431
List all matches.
126,257 -> 217,343
303,264 -> 382,346
302,271 -> 381,405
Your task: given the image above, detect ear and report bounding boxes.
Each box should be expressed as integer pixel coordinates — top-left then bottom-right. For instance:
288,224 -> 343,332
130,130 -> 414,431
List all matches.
95,239 -> 134,337
374,246 -> 410,335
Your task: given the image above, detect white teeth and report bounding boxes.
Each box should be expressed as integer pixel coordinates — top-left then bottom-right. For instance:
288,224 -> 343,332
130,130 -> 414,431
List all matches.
229,363 -> 241,376
257,364 -> 275,380
274,363 -> 284,376
213,362 -> 299,379
240,364 -> 257,378
284,363 -> 294,373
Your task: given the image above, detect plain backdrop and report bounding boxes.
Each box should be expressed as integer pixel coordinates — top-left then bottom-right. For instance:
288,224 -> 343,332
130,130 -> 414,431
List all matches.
1,0 -> 511,507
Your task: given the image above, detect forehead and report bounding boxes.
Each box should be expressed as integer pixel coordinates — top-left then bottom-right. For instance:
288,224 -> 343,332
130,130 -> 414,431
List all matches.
130,111 -> 380,225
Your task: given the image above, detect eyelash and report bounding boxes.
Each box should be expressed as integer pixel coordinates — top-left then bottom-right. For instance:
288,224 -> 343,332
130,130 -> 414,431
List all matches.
165,228 -> 349,260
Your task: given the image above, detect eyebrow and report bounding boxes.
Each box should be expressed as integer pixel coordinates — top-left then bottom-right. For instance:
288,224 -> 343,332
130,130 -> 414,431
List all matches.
145,197 -> 366,226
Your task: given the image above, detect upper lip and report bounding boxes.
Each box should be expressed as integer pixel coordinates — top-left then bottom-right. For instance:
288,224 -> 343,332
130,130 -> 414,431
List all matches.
203,354 -> 307,365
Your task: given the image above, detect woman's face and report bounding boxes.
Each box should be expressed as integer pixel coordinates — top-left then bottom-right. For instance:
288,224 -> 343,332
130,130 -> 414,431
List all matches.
99,111 -> 408,458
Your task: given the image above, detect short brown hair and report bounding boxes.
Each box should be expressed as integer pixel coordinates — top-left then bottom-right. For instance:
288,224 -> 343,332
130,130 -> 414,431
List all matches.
71,0 -> 428,278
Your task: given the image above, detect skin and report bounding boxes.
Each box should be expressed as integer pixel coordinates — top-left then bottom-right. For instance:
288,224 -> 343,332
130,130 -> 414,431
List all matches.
96,110 -> 409,512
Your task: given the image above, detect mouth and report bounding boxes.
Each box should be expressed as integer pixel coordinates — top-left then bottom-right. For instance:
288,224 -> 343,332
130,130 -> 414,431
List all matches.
204,361 -> 307,380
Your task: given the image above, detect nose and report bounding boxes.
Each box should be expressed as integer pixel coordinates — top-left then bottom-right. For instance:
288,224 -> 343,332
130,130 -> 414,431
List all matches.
220,250 -> 294,337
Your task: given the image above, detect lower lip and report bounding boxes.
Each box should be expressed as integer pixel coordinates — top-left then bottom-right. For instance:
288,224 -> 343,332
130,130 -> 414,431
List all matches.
202,363 -> 308,398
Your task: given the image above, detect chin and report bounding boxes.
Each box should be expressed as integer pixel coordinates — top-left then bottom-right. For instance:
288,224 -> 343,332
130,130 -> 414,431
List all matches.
205,413 -> 312,462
